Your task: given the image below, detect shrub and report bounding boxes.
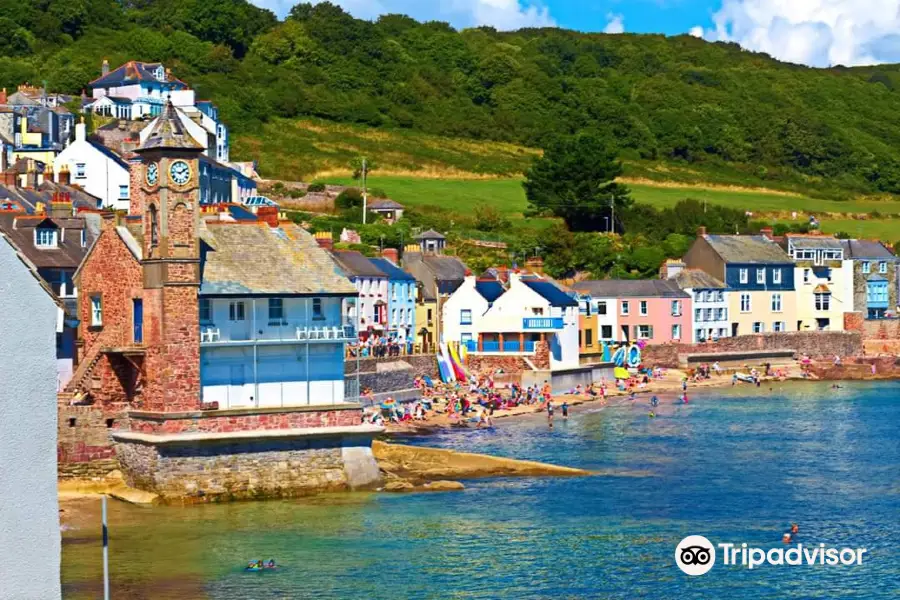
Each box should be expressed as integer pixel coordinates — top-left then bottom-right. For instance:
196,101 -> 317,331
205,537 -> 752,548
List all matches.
307,182 -> 326,193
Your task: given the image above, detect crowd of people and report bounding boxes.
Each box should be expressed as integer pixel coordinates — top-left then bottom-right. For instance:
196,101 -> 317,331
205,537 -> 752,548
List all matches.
347,335 -> 414,358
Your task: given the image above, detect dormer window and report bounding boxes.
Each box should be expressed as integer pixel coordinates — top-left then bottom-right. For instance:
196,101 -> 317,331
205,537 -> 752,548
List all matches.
155,66 -> 165,81
35,228 -> 57,248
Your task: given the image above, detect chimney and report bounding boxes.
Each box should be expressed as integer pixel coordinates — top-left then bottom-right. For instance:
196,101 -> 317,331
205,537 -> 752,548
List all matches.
381,247 -> 399,264
760,227 -> 774,240
58,165 -> 70,186
2,170 -> 16,186
101,59 -> 109,76
314,231 -> 333,250
25,161 -> 38,189
697,226 -> 707,236
0,88 -> 6,105
101,211 -> 116,232
256,205 -> 279,228
75,117 -> 86,142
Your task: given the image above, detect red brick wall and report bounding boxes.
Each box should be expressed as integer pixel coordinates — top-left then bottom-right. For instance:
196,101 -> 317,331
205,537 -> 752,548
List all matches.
129,407 -> 363,434
861,319 -> 900,340
466,354 -> 532,375
844,312 -> 864,333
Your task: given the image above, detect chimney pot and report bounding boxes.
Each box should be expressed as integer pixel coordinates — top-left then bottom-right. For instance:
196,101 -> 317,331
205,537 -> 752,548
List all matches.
760,227 -> 774,240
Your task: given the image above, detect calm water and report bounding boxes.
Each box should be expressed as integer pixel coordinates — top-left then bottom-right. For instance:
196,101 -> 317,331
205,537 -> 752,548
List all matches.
62,382 -> 900,599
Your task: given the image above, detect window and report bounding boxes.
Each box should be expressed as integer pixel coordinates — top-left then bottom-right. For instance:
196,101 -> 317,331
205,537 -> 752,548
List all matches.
90,295 -> 102,326
636,325 -> 653,339
461,332 -> 473,343
601,325 -> 613,339
531,307 -> 544,316
879,261 -> 888,274
718,328 -> 728,338
705,308 -> 714,321
391,308 -> 397,324
671,300 -> 681,316
75,163 -> 86,178
585,329 -> 594,346
460,309 -> 472,325
773,321 -> 785,332
229,301 -> 245,321
756,268 -> 765,284
717,308 -> 727,321
312,298 -> 323,320
35,228 -> 57,247
815,293 -> 831,311
639,300 -> 648,316
427,309 -> 433,323
717,291 -> 724,302
118,185 -> 128,199
671,324 -> 681,340
753,322 -> 764,334
149,205 -> 158,248
740,293 -> 751,313
268,298 -> 284,322
199,298 -> 211,323
739,268 -> 748,284
621,301 -> 630,316
771,293 -> 782,312
803,269 -> 810,284
773,269 -> 782,284
695,308 -> 703,322
862,261 -> 871,274
80,230 -> 86,247
392,285 -> 397,301
597,301 -> 607,315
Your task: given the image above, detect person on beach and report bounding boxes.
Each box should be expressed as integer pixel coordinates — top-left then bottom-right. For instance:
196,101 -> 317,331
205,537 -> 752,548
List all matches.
561,401 -> 569,419
547,401 -> 554,428
682,378 -> 688,392
629,391 -> 636,402
650,396 -> 659,408
681,392 -> 688,404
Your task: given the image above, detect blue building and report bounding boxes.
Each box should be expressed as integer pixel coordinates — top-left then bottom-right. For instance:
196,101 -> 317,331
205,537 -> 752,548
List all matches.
842,239 -> 900,319
197,221 -> 358,408
370,257 -> 417,342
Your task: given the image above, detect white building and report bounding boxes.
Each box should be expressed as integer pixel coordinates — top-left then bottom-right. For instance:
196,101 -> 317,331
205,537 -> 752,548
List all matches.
330,250 -> 389,338
664,263 -> 731,343
578,294 -> 618,343
54,120 -> 130,210
444,273 -> 580,370
0,233 -> 61,599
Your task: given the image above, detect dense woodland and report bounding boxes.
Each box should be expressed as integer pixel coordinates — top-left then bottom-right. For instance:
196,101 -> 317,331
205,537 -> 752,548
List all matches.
5,1 -> 900,195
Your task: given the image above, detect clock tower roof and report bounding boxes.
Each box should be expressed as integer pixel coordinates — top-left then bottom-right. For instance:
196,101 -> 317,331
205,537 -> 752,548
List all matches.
136,100 -> 205,153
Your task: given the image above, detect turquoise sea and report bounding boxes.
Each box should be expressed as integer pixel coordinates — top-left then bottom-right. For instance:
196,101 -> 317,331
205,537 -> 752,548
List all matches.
62,381 -> 900,599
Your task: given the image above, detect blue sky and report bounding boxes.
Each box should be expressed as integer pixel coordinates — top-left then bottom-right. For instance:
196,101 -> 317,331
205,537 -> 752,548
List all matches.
249,1 -> 900,68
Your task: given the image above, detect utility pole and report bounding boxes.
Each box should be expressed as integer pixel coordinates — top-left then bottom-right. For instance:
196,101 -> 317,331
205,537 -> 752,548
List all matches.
361,158 -> 368,225
610,193 -> 615,234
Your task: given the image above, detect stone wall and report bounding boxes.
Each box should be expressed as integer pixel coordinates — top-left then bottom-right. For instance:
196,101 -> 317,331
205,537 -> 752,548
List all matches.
640,331 -> 863,368
860,318 -> 900,340
114,433 -> 381,502
127,405 -> 362,435
57,404 -> 123,478
345,354 -> 439,378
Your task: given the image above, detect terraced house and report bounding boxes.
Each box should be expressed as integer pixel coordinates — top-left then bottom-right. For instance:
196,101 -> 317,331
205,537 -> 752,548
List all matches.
841,239 -> 899,320
683,230 -> 797,336
782,234 -> 852,331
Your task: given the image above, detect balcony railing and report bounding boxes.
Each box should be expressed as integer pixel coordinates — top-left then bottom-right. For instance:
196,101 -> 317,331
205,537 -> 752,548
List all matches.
200,322 -> 356,345
522,317 -> 564,330
464,340 -> 537,353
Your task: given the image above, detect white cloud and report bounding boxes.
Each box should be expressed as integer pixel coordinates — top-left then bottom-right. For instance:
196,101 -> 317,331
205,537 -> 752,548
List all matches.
603,13 -> 625,34
704,0 -> 900,67
689,25 -> 704,38
250,0 -> 555,30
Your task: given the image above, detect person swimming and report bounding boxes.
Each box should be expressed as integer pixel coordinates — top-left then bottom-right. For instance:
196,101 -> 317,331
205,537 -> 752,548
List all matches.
782,532 -> 793,544
650,396 -> 659,407
648,411 -> 656,418
791,523 -> 799,534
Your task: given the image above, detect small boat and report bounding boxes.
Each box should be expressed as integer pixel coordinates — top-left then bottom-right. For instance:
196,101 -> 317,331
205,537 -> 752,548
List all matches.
735,373 -> 755,383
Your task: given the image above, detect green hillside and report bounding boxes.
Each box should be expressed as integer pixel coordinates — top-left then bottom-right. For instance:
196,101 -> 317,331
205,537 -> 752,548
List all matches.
6,1 -> 900,198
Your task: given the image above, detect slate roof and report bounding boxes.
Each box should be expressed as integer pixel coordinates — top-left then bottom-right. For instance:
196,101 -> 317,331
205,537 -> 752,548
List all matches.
199,222 -> 356,296
704,234 -> 793,264
136,102 -> 204,153
329,250 -> 387,279
475,279 -> 505,302
422,255 -> 466,282
0,183 -> 101,214
415,229 -> 445,240
0,213 -> 91,270
785,235 -> 843,250
89,61 -> 187,90
840,240 -> 898,260
522,279 -> 578,307
368,199 -> 403,210
572,279 -> 690,299
369,257 -> 415,281
672,268 -> 726,290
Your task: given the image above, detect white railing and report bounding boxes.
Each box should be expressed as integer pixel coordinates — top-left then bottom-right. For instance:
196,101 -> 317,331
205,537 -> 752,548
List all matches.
200,322 -> 356,344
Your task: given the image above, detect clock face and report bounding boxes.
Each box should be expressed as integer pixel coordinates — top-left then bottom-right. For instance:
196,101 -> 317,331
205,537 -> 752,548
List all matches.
146,162 -> 159,186
169,160 -> 192,186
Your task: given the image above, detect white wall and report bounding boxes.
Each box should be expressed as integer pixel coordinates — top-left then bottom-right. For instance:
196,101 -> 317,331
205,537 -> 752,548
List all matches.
587,297 -> 618,341
0,237 -> 61,599
689,288 -> 731,342
55,124 -> 130,210
441,276 -> 489,344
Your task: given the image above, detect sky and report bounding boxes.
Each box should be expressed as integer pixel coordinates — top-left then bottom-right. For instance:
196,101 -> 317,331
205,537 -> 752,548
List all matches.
249,0 -> 900,68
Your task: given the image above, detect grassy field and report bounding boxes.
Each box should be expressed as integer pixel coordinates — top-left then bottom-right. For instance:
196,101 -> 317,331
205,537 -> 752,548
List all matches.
233,118 -> 538,181
322,175 -> 900,217
773,218 -> 900,241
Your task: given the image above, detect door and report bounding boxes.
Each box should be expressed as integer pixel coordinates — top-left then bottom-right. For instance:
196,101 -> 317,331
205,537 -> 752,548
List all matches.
132,299 -> 143,344
731,323 -> 739,337
620,325 -> 629,342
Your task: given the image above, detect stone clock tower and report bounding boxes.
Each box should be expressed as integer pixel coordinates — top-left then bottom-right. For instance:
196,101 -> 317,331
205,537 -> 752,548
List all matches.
132,101 -> 205,413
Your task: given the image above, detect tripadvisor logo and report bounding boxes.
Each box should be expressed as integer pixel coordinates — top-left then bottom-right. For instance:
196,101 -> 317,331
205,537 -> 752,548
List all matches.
675,535 -> 868,575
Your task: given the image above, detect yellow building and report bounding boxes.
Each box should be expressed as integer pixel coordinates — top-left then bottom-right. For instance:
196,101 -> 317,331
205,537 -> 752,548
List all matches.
415,300 -> 437,353
784,235 -> 852,331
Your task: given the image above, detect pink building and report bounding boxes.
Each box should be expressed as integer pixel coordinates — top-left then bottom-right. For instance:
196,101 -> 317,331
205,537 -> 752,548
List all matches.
572,280 -> 692,344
